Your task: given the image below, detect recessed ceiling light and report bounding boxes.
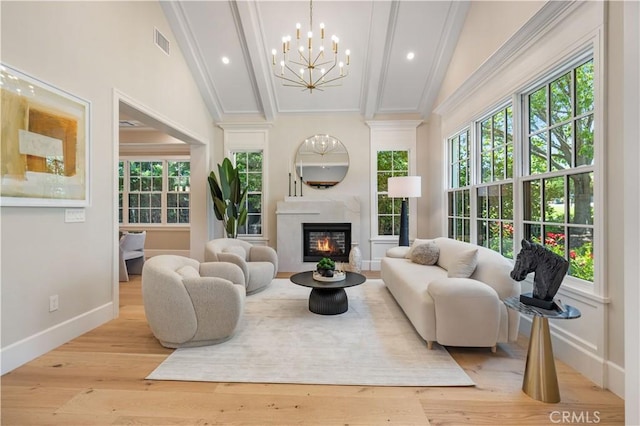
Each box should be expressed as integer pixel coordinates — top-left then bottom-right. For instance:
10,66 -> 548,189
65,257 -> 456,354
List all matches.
406,52 -> 415,60
221,57 -> 230,65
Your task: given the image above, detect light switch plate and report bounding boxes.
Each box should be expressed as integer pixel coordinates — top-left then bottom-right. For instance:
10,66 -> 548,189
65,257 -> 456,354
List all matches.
65,208 -> 86,223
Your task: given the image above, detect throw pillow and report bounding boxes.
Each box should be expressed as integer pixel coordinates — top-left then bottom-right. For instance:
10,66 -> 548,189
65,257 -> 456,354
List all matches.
447,248 -> 479,278
405,238 -> 433,259
222,246 -> 246,260
410,242 -> 440,265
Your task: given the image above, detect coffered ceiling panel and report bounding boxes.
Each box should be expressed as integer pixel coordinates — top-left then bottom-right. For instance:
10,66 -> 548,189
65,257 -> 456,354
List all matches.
161,0 -> 469,122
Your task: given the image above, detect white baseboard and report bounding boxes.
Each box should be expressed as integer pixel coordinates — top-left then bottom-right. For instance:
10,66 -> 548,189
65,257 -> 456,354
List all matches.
606,360 -> 625,399
0,302 -> 114,375
368,260 -> 381,271
518,316 -> 624,397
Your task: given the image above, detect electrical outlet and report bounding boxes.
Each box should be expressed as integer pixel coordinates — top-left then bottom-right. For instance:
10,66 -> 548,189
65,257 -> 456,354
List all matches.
49,295 -> 59,312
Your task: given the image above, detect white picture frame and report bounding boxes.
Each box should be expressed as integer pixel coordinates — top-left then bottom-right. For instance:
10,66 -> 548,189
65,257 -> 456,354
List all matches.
1,63 -> 90,207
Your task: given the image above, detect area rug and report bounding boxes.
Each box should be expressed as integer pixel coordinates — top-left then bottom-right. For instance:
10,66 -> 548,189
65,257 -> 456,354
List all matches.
146,279 -> 474,387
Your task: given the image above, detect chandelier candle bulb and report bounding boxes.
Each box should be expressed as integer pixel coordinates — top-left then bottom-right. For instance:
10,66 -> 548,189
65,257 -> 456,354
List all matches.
271,0 -> 350,92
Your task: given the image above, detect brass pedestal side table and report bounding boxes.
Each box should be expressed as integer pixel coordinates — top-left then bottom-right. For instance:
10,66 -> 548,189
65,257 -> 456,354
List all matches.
504,296 -> 581,403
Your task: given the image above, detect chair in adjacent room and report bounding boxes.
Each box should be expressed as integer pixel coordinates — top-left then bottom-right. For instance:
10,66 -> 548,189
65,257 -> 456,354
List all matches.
119,231 -> 146,282
142,255 -> 246,348
204,238 -> 278,294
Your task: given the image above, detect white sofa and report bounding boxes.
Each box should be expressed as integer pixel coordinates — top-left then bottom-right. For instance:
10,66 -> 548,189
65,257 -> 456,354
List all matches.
381,237 -> 520,351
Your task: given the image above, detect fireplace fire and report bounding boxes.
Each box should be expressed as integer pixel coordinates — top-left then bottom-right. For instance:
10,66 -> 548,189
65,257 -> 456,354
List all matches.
302,222 -> 351,262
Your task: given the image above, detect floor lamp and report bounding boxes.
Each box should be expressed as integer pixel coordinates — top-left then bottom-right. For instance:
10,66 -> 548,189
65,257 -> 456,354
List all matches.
387,176 -> 422,246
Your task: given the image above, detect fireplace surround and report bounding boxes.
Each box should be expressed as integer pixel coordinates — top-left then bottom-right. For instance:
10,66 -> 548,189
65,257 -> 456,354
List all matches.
302,222 -> 351,262
276,196 -> 361,272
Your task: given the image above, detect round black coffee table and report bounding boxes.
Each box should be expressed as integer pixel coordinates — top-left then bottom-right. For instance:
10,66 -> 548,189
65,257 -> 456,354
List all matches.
290,271 -> 366,315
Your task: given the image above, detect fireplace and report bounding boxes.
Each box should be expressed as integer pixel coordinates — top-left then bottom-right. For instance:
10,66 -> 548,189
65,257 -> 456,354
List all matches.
303,222 -> 351,262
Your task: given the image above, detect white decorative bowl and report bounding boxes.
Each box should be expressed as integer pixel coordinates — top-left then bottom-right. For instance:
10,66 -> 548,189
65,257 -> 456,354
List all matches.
312,271 -> 346,282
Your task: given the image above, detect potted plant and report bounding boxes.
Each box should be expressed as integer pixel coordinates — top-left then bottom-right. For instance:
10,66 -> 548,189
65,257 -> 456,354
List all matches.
316,257 -> 335,277
208,158 -> 248,238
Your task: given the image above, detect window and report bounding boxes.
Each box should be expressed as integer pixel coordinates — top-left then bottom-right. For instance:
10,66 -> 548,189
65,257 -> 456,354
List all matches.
167,161 -> 191,224
523,59 -> 594,281
234,151 -> 263,235
376,150 -> 408,236
119,159 -> 190,225
445,56 -> 595,282
477,106 -> 514,258
447,130 -> 471,242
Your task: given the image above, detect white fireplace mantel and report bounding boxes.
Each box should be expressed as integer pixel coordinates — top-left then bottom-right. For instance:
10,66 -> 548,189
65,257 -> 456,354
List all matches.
276,196 -> 361,272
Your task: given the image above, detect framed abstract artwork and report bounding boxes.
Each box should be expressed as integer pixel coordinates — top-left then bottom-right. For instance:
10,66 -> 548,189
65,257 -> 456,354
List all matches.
1,64 -> 90,207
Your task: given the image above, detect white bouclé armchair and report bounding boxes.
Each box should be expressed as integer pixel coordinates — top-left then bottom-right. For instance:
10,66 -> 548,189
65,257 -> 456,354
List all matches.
204,238 -> 278,294
142,255 -> 246,348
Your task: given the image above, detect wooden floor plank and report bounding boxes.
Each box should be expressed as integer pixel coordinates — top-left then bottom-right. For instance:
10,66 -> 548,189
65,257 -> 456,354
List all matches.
0,274 -> 624,425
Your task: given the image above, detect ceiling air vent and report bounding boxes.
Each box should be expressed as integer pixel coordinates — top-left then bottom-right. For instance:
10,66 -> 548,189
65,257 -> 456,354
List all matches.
154,28 -> 170,56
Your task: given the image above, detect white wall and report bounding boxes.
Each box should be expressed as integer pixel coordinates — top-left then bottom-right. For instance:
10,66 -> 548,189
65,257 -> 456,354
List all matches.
264,113 -> 372,258
0,1 -> 213,373
436,0 -> 545,107
430,1 -> 627,397
623,0 -> 640,422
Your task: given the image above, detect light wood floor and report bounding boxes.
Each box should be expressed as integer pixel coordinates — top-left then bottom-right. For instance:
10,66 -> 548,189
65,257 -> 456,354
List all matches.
1,272 -> 624,425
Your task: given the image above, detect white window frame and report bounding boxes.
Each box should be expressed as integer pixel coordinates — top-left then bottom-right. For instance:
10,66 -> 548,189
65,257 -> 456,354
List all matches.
366,121 -> 421,268
219,123 -> 271,245
444,48 -> 603,297
231,150 -> 264,237
375,149 -> 410,237
519,53 -> 598,290
446,128 -> 472,243
119,156 -> 191,229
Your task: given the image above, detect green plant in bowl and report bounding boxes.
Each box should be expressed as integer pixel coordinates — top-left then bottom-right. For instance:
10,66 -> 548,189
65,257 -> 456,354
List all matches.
316,257 -> 335,277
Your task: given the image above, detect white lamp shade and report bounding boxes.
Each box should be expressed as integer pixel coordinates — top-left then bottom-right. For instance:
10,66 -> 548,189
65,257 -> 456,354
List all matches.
387,176 -> 421,198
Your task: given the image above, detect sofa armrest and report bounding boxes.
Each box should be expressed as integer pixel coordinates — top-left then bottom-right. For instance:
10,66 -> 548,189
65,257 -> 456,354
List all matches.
249,246 -> 278,277
199,261 -> 246,286
215,253 -> 249,281
386,246 -> 411,258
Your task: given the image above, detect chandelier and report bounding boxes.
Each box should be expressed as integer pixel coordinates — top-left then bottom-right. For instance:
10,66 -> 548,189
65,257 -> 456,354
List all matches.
305,134 -> 339,155
271,0 -> 350,93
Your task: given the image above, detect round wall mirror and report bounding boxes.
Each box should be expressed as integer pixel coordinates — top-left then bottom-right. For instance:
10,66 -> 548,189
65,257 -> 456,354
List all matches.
295,134 -> 349,189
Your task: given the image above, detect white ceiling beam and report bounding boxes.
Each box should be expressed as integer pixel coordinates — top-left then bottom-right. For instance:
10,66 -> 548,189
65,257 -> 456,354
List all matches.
231,0 -> 277,122
418,1 -> 470,120
160,1 -> 224,122
361,1 -> 398,120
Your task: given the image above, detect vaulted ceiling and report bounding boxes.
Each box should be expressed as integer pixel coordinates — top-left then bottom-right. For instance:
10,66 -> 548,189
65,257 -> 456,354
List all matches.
161,1 -> 469,122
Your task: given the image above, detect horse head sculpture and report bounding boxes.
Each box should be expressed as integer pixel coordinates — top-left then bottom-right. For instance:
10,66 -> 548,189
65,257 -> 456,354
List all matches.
510,239 -> 569,301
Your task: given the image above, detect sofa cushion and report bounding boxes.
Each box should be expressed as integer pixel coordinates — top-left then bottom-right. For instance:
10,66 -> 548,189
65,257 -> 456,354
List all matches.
223,246 -> 247,260
386,246 -> 411,258
405,238 -> 433,258
176,265 -> 200,279
410,242 -> 440,265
